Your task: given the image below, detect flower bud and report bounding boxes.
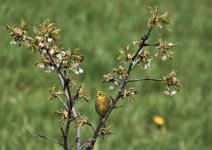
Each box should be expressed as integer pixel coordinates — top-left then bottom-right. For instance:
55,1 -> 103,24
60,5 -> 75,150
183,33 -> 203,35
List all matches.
41,49 -> 47,54
168,43 -> 174,47
10,40 -> 16,45
49,49 -> 55,55
47,38 -> 53,43
162,55 -> 167,61
36,63 -> 45,69
39,42 -> 44,48
170,90 -> 176,96
109,86 -> 114,90
79,68 -> 83,74
56,53 -> 62,60
164,90 -> 170,95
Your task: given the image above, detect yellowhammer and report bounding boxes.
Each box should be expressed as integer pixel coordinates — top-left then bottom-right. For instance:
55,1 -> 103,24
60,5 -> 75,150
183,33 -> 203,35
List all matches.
95,91 -> 110,117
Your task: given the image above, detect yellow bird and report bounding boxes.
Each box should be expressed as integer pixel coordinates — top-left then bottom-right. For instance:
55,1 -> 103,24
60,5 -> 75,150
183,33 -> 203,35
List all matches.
95,91 -> 110,117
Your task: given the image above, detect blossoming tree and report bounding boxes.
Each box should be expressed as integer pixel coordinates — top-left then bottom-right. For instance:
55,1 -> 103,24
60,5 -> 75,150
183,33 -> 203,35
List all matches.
5,6 -> 182,150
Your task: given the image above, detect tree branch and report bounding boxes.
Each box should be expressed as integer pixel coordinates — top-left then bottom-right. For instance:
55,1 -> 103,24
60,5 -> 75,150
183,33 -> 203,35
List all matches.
144,43 -> 159,47
31,133 -> 63,146
72,107 -> 81,150
46,51 -> 81,150
83,26 -> 154,150
85,122 -> 95,132
57,96 -> 69,110
60,127 -> 69,150
126,78 -> 162,83
73,85 -> 82,104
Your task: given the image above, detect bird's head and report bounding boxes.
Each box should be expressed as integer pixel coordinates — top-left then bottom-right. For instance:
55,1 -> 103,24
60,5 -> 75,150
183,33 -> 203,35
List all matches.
97,90 -> 105,97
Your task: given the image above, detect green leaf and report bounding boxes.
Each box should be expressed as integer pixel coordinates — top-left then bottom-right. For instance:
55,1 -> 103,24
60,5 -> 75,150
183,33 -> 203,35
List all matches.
21,18 -> 28,30
33,27 -> 39,35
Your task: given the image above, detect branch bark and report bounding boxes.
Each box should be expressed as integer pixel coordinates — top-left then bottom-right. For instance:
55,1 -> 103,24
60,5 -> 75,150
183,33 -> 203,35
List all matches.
46,51 -> 81,150
144,43 -> 159,47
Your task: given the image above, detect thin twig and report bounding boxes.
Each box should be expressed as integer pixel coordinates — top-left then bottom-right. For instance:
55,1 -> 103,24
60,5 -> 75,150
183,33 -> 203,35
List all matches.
85,122 -> 95,131
114,79 -> 121,85
73,85 -> 82,103
72,107 -> 81,150
144,43 -> 159,47
31,133 -> 63,146
60,128 -> 68,150
126,78 -> 162,83
58,96 -> 69,110
112,105 -> 124,109
59,59 -> 64,69
110,96 -> 115,103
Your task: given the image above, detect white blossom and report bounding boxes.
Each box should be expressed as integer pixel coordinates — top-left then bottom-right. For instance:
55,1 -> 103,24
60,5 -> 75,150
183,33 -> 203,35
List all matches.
56,53 -> 62,60
164,90 -> 170,95
109,86 -> 114,90
147,58 -> 152,63
45,69 -> 51,73
170,90 -> 177,96
78,68 -> 83,74
41,49 -> 47,54
132,60 -> 137,66
39,42 -> 44,48
49,66 -> 54,70
133,41 -> 139,45
71,63 -> 79,68
36,36 -> 42,40
61,51 -> 66,57
164,89 -> 177,96
143,58 -> 152,69
10,40 -> 16,45
36,63 -> 45,69
114,81 -> 119,85
143,64 -> 148,69
74,70 -> 79,75
147,58 -> 152,67
49,49 -> 55,55
162,55 -> 167,61
47,38 -> 53,43
168,43 -> 174,47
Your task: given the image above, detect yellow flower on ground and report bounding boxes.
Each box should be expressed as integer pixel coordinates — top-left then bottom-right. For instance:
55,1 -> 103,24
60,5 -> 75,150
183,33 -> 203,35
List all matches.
153,115 -> 165,126
95,91 -> 110,117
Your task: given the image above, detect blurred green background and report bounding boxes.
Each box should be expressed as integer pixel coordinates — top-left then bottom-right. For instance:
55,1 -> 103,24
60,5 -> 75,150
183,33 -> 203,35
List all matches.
0,0 -> 211,149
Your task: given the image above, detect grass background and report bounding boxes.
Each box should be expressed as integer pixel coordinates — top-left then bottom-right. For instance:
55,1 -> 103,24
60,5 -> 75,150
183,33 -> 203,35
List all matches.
0,0 -> 211,149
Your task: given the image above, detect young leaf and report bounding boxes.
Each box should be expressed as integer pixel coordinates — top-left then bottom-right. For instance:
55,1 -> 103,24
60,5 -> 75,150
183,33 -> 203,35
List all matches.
21,18 -> 28,30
